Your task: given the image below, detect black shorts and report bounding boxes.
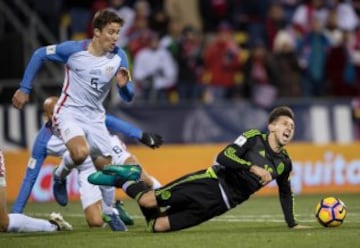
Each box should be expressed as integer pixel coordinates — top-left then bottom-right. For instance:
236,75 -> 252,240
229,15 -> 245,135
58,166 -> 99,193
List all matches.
154,169 -> 228,231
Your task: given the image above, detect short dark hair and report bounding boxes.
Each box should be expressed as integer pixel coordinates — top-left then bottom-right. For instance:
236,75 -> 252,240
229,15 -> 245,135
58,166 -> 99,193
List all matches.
92,9 -> 124,31
268,106 -> 295,124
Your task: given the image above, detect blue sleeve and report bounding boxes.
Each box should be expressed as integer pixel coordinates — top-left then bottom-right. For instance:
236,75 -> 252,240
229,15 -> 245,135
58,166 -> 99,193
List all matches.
116,48 -> 135,102
117,82 -> 134,102
20,40 -> 86,94
11,125 -> 52,213
105,114 -> 142,139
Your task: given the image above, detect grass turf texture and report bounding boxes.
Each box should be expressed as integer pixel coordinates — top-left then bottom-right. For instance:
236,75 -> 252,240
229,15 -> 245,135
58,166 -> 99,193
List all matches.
1,194 -> 359,248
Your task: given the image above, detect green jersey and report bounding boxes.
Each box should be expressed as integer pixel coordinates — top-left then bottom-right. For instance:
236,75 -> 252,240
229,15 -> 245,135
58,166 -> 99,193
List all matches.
214,129 -> 297,227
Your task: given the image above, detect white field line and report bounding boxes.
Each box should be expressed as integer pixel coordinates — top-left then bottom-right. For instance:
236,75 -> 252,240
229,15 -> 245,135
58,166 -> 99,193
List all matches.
26,213 -> 360,223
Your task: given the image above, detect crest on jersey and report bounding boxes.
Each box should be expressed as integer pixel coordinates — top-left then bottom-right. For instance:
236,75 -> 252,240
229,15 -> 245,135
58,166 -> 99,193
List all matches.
105,65 -> 115,77
106,66 -> 114,73
277,162 -> 285,175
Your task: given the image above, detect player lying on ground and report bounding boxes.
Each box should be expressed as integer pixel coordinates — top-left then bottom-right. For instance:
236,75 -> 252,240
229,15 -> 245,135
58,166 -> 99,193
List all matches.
0,149 -> 72,232
89,106 -> 311,232
12,96 -> 162,230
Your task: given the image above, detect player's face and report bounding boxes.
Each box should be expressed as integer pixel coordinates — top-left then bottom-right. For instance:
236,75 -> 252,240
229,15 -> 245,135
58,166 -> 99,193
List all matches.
97,22 -> 121,52
271,116 -> 295,147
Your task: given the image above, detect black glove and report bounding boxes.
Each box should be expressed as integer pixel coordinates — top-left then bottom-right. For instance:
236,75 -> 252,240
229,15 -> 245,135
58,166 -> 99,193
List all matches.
139,132 -> 163,149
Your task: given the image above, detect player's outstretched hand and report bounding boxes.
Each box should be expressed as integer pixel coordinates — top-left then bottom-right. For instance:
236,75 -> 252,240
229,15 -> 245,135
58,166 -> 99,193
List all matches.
12,89 -> 29,110
291,224 -> 313,229
140,132 -> 163,149
115,67 -> 131,87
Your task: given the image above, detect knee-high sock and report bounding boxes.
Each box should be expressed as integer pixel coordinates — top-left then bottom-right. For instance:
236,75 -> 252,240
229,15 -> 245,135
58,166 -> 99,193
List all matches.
123,181 -> 159,222
7,213 -> 57,232
54,151 -> 76,179
100,186 -> 115,215
100,186 -> 115,206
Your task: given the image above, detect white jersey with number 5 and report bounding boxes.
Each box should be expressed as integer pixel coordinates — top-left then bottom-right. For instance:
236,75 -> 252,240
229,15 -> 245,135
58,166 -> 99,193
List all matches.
20,39 -> 133,120
19,39 -> 133,154
52,40 -> 129,118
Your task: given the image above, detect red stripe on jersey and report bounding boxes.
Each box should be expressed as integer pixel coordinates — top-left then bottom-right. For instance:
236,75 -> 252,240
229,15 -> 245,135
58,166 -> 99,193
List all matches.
53,66 -> 70,126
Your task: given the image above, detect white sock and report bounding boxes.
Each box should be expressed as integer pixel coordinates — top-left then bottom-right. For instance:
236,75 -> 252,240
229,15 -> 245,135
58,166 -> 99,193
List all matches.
102,202 -> 113,215
150,176 -> 162,189
55,151 -> 75,179
100,186 -> 115,215
7,213 -> 57,232
100,186 -> 115,206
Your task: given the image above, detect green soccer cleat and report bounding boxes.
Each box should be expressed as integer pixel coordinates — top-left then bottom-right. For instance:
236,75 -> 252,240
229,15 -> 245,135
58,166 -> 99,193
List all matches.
88,164 -> 142,187
103,164 -> 142,181
88,171 -> 117,186
114,200 -> 134,226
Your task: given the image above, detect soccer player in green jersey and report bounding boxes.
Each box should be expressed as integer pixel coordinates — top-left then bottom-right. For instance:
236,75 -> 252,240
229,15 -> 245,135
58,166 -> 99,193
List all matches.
89,106 -> 311,232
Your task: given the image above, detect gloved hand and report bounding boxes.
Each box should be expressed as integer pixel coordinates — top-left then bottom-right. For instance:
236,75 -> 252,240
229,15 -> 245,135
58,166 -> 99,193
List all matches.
139,132 -> 163,149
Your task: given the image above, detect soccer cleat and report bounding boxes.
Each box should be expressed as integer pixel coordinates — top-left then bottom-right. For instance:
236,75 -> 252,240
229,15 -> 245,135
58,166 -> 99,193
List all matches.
114,200 -> 134,226
52,168 -> 68,206
88,171 -> 118,186
103,164 -> 142,181
49,212 -> 73,231
102,213 -> 128,231
88,164 -> 142,187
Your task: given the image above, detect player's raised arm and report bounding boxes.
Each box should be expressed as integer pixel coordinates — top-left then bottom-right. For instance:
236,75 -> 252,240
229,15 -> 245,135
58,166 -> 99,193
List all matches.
12,41 -> 82,109
114,49 -> 134,102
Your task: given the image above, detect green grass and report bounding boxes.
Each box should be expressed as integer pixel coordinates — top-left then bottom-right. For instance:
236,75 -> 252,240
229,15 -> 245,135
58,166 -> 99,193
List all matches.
1,194 -> 359,248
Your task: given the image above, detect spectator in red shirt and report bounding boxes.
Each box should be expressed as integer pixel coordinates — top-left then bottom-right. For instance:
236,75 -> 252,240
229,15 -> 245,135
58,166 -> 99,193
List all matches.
202,22 -> 241,102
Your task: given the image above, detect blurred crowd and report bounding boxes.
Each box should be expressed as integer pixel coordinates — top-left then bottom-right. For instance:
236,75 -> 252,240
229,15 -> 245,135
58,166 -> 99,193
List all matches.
5,0 -> 360,106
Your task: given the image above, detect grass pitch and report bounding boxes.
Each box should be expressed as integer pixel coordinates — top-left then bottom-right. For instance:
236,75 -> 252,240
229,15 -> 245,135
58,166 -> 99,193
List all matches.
1,194 -> 359,248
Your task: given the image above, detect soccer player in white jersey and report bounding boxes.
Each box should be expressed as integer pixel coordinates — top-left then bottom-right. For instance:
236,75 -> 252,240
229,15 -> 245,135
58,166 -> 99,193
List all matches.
12,10 -> 134,205
0,149 -> 72,232
12,96 -> 162,231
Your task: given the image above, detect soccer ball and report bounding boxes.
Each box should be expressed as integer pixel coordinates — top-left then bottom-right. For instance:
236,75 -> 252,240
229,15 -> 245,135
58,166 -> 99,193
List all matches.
314,197 -> 347,227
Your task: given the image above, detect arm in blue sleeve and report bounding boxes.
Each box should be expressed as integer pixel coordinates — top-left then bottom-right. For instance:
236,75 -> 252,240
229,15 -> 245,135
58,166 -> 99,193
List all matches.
105,114 -> 142,140
116,48 -> 134,102
117,81 -> 134,102
11,126 -> 51,213
20,41 -> 84,94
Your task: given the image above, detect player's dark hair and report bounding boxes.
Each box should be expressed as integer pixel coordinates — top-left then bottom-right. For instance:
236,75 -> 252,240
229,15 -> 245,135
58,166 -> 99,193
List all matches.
92,9 -> 124,31
268,106 -> 295,124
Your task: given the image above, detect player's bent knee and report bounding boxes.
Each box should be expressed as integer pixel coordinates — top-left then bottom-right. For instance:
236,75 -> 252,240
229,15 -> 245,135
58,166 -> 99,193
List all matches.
124,155 -> 139,165
153,217 -> 170,232
87,217 -> 104,228
138,191 -> 157,208
70,149 -> 89,165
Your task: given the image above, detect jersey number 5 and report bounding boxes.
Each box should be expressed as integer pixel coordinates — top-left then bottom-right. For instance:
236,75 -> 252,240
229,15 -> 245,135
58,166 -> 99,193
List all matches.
91,78 -> 99,90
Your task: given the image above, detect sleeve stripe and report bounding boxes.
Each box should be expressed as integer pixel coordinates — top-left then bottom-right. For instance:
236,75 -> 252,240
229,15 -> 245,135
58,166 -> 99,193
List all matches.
242,129 -> 261,138
224,147 -> 251,167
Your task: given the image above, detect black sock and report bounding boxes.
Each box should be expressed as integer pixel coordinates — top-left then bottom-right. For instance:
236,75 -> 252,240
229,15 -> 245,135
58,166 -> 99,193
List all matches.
124,181 -> 149,199
125,181 -> 161,222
